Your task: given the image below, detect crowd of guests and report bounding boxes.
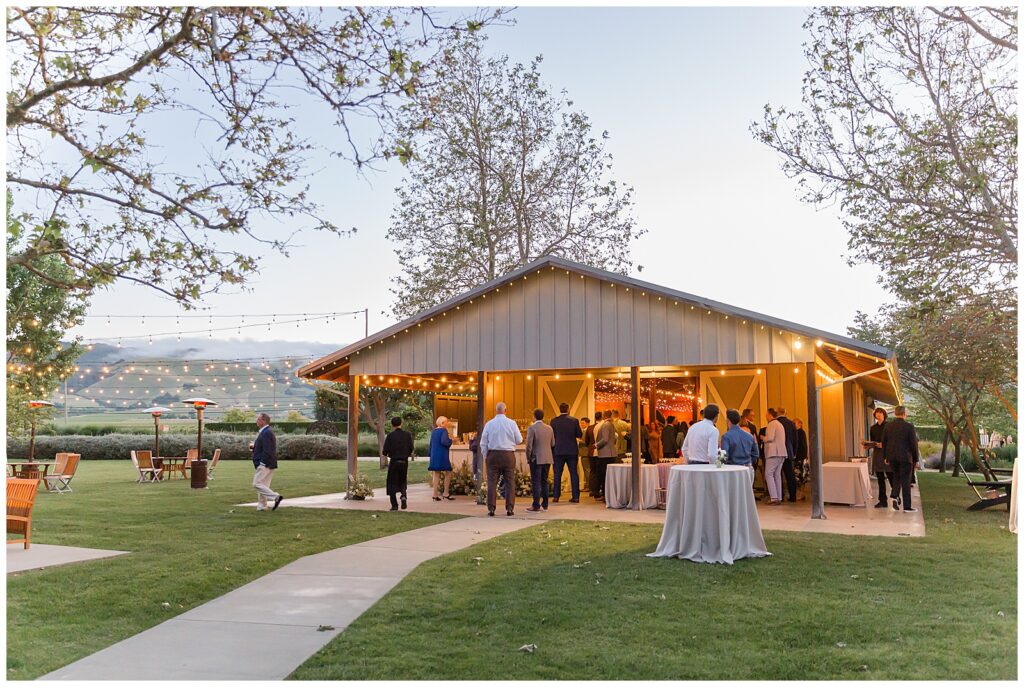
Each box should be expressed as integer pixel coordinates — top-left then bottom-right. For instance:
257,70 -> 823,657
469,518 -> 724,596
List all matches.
381,397 -> 917,514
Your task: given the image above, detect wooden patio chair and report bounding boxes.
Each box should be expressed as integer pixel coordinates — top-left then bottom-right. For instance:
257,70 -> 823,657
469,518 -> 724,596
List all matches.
978,453 -> 1013,479
42,453 -> 69,491
135,450 -> 162,483
207,448 -> 221,480
958,461 -> 1012,512
43,454 -> 80,494
7,478 -> 40,549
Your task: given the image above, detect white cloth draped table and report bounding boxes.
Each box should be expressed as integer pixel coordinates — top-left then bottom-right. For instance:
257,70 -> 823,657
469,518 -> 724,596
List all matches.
821,462 -> 872,507
604,463 -> 660,509
648,464 -> 770,565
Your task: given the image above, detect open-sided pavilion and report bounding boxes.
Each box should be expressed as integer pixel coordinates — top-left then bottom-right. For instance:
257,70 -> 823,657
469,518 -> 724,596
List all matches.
297,256 -> 902,519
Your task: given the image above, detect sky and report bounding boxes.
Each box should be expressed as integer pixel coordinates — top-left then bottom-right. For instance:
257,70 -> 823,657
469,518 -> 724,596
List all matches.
65,6 -> 892,352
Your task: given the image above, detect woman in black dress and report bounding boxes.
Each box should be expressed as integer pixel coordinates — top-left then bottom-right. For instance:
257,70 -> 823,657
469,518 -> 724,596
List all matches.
868,408 -> 894,508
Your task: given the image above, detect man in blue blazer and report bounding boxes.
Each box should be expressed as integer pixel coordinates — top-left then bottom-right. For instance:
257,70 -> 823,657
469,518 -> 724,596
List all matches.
550,402 -> 583,503
252,412 -> 283,511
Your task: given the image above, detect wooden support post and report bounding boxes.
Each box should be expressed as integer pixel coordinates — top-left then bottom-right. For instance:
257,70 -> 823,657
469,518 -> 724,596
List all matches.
475,370 -> 486,504
630,366 -> 642,509
806,362 -> 825,519
346,374 -> 360,498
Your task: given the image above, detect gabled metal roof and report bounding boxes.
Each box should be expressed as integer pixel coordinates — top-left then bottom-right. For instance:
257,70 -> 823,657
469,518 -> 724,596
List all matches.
297,255 -> 896,379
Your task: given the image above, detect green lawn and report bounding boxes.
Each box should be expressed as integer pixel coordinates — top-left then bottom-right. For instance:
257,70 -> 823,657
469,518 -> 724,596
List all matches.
292,472 -> 1017,680
6,459 -> 441,680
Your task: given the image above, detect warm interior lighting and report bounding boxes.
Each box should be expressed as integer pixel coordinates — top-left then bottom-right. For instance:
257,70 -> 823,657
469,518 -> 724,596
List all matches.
495,375 -> 501,381
794,340 -> 803,349
586,372 -> 592,379
526,374 -> 532,380
816,339 -> 824,347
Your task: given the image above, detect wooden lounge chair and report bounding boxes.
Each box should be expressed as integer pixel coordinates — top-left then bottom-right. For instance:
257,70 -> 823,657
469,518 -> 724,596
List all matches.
44,454 -> 80,494
134,450 -> 162,483
208,448 -> 221,480
959,461 -> 1012,512
7,478 -> 40,549
979,453 -> 1013,479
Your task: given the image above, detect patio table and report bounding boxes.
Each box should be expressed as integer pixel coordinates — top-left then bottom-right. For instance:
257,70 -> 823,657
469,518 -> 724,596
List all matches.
649,464 -> 770,565
153,457 -> 189,480
604,463 -> 660,509
821,461 -> 872,507
7,461 -> 55,480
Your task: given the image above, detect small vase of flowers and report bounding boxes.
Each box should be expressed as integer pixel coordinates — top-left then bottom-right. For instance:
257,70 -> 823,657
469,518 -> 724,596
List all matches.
715,449 -> 728,468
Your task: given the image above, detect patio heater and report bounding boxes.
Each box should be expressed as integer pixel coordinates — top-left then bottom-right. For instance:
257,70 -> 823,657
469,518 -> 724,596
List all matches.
27,400 -> 54,462
142,406 -> 172,458
182,398 -> 217,489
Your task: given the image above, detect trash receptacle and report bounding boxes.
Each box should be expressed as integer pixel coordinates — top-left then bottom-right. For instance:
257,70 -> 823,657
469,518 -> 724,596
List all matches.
191,459 -> 208,489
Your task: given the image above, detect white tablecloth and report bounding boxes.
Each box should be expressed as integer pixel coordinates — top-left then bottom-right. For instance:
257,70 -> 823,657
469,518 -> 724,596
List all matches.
821,462 -> 872,507
648,464 -> 770,565
1010,459 -> 1019,534
605,463 -> 660,509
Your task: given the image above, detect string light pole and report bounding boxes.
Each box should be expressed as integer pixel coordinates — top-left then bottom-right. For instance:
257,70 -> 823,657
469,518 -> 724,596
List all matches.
142,406 -> 172,458
182,398 -> 217,489
27,400 -> 54,462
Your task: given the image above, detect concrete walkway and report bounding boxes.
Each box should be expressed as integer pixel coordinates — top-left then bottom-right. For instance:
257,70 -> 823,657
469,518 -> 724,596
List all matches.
42,517 -> 536,681
7,543 -> 129,574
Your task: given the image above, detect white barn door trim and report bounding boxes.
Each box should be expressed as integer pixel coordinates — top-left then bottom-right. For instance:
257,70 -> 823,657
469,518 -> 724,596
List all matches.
537,375 -> 594,419
699,369 -> 768,427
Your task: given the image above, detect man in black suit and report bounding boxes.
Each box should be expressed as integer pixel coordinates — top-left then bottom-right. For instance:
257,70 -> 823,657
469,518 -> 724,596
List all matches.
776,407 -> 798,502
382,416 -> 414,511
251,412 -> 283,511
881,405 -> 920,512
550,402 -> 583,503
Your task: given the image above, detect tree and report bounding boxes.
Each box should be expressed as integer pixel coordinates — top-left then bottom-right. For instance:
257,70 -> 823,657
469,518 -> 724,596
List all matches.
7,194 -> 87,435
284,409 -> 308,423
387,36 -> 642,316
314,382 -> 432,454
849,300 -> 1016,468
753,7 -> 1017,306
219,407 -> 254,423
6,7 -> 505,305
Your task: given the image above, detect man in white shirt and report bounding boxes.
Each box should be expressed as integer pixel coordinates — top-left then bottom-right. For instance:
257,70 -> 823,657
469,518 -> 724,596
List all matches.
680,405 -> 721,464
479,402 -> 523,516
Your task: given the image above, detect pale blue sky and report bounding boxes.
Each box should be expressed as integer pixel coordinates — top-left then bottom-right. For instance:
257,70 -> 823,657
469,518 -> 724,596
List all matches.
68,6 -> 891,350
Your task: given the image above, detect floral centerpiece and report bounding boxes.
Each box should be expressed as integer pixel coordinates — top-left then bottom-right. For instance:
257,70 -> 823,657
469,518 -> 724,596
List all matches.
715,448 -> 728,468
348,472 -> 375,500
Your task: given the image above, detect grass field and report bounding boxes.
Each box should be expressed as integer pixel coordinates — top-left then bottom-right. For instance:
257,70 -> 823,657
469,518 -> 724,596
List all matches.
291,472 -> 1017,681
6,460 -> 439,680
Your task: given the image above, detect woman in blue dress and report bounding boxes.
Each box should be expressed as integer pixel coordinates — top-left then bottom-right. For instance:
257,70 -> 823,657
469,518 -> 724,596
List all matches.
428,416 -> 455,500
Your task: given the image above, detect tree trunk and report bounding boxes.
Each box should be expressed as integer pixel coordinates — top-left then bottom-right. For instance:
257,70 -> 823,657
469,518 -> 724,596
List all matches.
939,428 -> 950,473
952,437 -> 962,476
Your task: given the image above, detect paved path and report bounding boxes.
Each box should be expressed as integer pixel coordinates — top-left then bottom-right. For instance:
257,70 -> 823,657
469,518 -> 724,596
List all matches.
43,517 -> 536,680
7,543 -> 128,574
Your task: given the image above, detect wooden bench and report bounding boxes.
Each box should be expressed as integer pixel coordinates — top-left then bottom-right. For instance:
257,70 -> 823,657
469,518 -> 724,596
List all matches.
7,478 -> 40,549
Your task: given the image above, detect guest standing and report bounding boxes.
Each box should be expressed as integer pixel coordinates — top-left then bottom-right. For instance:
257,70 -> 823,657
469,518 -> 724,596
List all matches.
611,409 -> 630,461
647,415 -> 663,464
741,407 -> 761,476
428,416 -> 454,501
585,411 -> 602,497
881,405 -> 920,512
721,409 -> 759,470
478,402 -> 523,516
550,402 -> 583,503
763,408 -> 787,505
251,413 -> 283,511
578,417 -> 591,493
382,416 -> 414,511
593,413 -> 618,502
793,418 -> 809,495
868,408 -> 894,508
680,405 -> 721,464
525,408 -> 555,512
776,407 -> 798,502
662,416 -> 678,460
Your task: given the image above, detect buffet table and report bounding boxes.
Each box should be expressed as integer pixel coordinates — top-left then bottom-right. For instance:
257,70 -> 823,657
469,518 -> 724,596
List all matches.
821,461 -> 872,507
649,464 -> 769,565
604,463 -> 660,509
450,445 -> 530,473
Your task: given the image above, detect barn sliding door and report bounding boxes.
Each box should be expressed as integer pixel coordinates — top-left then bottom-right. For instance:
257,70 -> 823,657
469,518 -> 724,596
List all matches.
699,370 -> 768,433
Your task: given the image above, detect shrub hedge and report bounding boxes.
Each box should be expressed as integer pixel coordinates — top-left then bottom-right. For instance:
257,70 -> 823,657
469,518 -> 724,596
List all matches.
7,432 -> 346,461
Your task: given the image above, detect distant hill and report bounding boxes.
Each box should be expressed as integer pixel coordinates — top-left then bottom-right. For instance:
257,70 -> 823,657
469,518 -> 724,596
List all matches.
54,337 -> 343,421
